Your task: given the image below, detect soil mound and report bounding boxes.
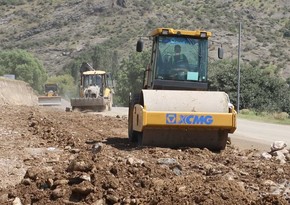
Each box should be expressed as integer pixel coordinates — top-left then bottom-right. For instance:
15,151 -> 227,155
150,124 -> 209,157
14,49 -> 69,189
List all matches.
0,77 -> 38,106
0,105 -> 289,205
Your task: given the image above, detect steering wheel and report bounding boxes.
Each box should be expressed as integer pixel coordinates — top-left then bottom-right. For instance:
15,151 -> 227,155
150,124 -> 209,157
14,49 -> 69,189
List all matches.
171,68 -> 188,73
162,54 -> 172,63
169,68 -> 189,80
173,59 -> 188,68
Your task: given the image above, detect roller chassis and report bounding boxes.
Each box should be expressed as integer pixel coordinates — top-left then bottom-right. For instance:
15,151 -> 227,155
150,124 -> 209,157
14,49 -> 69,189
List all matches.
129,28 -> 237,151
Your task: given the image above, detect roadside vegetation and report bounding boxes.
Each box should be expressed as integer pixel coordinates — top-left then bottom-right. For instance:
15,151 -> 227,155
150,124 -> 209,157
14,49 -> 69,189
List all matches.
0,49 -> 47,93
238,109 -> 290,125
208,59 -> 290,115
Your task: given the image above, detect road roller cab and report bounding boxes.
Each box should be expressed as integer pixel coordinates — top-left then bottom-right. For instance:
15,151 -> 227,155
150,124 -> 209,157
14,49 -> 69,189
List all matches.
128,28 -> 237,151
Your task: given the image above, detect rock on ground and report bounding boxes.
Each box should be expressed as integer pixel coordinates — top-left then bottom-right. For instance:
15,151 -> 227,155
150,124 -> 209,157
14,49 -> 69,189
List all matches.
0,105 -> 289,205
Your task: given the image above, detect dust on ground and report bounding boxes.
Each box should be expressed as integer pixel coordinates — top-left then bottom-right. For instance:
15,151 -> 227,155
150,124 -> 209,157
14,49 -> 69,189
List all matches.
0,104 -> 289,205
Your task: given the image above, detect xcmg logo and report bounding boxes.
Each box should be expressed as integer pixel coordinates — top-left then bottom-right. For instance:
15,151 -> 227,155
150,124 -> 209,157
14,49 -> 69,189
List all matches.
166,114 -> 213,125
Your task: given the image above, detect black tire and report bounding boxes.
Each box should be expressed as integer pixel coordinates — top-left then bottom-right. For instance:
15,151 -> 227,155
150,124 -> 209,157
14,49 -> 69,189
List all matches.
96,105 -> 106,112
128,93 -> 140,143
137,131 -> 143,146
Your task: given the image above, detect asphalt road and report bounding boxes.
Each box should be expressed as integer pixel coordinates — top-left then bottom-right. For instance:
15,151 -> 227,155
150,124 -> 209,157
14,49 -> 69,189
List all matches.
231,118 -> 290,151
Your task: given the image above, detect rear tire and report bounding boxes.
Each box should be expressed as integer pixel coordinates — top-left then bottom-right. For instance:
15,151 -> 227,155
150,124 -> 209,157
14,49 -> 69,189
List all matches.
128,93 -> 140,143
97,105 -> 106,112
137,131 -> 143,146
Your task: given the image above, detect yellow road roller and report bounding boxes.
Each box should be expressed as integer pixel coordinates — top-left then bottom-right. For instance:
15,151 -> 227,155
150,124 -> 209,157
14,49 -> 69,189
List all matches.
128,28 -> 237,151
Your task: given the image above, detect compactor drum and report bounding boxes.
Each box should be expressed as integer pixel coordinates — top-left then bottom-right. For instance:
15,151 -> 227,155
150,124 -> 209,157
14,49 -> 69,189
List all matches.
128,28 -> 237,151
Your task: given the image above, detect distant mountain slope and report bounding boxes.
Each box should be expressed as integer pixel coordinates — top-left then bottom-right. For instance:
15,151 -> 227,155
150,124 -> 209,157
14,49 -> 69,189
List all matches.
1,0 -> 290,78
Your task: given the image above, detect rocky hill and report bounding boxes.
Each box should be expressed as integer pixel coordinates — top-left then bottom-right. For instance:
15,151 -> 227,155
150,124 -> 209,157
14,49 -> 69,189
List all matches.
1,0 -> 290,78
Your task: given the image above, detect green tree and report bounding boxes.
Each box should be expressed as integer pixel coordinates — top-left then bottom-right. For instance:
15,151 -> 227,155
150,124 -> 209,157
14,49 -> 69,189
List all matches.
0,49 -> 47,92
63,44 -> 119,84
0,66 -> 4,76
62,51 -> 99,84
92,45 -> 106,70
208,59 -> 290,113
115,51 -> 150,106
286,77 -> 290,86
111,50 -> 119,78
282,19 -> 290,38
63,57 -> 91,83
92,45 -> 120,77
240,65 -> 289,112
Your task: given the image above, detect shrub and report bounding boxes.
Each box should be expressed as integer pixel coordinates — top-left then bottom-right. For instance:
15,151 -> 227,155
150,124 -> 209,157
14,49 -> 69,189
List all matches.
240,109 -> 256,115
273,112 -> 289,120
0,49 -> 47,92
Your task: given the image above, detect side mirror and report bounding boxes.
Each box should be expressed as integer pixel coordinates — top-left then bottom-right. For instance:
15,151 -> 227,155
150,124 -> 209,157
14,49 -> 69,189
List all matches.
218,46 -> 224,59
136,39 -> 143,52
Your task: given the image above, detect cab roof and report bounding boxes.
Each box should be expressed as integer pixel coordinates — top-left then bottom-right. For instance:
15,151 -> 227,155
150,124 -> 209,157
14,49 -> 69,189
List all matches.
83,70 -> 106,75
150,28 -> 212,38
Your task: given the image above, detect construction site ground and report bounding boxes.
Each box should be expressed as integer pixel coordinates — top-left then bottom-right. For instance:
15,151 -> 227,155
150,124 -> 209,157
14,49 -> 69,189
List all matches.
0,79 -> 290,204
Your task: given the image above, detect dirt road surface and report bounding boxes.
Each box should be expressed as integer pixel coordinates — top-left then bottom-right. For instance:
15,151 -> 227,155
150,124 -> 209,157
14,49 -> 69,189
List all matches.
0,103 -> 290,205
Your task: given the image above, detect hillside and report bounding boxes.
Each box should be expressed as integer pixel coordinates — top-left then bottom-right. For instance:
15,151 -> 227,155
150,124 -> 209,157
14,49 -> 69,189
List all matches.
1,0 -> 290,78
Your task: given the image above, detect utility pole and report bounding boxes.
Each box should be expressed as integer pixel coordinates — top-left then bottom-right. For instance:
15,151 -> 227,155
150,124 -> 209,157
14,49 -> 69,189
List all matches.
237,22 -> 242,113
